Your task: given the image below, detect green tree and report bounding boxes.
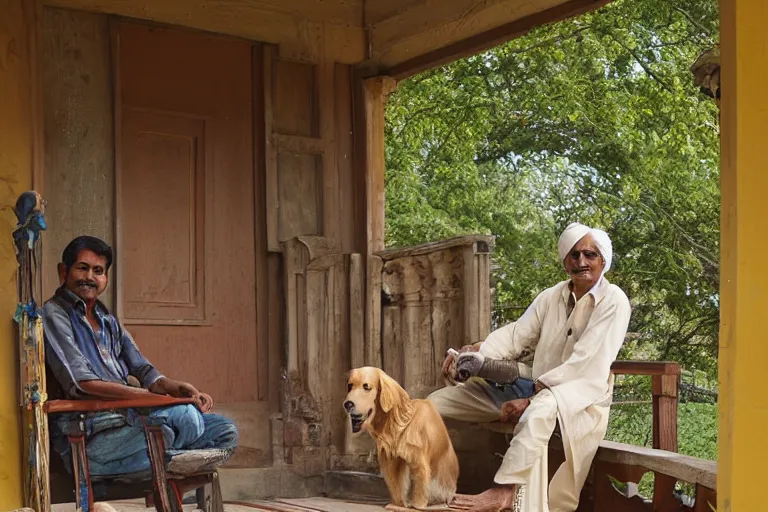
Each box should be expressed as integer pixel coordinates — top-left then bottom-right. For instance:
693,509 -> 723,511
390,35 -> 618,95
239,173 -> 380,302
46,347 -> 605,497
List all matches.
385,0 -> 720,378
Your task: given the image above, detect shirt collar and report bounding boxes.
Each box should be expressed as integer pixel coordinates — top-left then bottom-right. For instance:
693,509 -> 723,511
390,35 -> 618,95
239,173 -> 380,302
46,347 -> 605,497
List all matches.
55,285 -> 110,317
560,276 -> 610,306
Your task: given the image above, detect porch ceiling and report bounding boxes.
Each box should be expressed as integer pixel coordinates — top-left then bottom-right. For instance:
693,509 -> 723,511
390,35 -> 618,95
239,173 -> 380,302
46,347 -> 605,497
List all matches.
44,0 -> 610,77
364,0 -> 612,78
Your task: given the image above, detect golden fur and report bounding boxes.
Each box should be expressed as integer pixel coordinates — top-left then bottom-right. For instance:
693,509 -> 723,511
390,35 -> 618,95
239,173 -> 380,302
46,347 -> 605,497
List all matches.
344,367 -> 459,509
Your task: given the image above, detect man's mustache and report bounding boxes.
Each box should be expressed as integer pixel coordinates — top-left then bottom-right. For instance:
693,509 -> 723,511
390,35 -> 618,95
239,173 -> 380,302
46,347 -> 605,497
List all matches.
76,280 -> 97,288
570,267 -> 590,274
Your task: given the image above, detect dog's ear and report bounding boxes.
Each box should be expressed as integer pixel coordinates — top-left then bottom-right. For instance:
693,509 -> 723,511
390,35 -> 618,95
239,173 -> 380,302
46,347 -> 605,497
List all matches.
377,369 -> 407,413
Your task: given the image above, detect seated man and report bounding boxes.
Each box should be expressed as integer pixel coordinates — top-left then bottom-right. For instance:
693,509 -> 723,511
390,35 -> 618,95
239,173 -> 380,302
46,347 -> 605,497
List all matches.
44,235 -> 238,478
428,223 -> 631,512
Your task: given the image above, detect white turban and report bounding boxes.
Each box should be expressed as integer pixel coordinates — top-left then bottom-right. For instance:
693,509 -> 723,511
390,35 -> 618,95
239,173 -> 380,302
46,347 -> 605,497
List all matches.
557,222 -> 613,275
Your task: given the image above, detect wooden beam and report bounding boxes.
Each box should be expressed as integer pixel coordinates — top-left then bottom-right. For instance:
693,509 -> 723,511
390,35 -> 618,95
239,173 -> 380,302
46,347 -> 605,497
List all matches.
371,0 -> 546,63
43,0 -> 366,64
361,76 -> 397,254
652,373 -> 679,452
318,60 -> 341,249
273,134 -> 325,154
334,63 -> 357,254
382,0 -> 614,80
378,235 -> 494,260
253,44 -> 270,401
264,45 -> 280,252
364,0 -> 417,26
356,76 -> 395,371
610,361 -> 681,377
45,0 -> 364,28
595,440 -> 717,490
349,253 -> 365,369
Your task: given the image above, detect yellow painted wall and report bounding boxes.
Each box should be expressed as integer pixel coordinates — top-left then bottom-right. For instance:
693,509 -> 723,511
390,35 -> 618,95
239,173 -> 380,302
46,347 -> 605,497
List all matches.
0,0 -> 37,507
719,0 -> 768,510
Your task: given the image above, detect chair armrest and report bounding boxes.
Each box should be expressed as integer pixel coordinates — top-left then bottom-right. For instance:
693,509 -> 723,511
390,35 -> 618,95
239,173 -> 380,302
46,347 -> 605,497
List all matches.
611,360 -> 681,377
46,395 -> 196,414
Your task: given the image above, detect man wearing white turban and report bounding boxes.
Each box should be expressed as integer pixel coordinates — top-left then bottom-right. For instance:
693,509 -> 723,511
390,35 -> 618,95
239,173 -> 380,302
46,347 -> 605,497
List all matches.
428,223 -> 631,512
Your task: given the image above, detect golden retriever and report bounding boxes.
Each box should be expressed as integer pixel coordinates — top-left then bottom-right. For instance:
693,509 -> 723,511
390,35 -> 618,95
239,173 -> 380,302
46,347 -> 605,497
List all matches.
344,367 -> 459,510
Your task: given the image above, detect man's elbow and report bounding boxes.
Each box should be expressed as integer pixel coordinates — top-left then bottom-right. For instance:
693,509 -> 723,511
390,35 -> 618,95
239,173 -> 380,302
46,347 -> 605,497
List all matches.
77,379 -> 99,391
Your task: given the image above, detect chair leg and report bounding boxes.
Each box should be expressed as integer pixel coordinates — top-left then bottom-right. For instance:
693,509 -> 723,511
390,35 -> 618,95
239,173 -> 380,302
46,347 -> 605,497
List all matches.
142,422 -> 183,512
196,483 -> 210,512
68,434 -> 95,512
211,471 -> 224,512
192,473 -> 223,512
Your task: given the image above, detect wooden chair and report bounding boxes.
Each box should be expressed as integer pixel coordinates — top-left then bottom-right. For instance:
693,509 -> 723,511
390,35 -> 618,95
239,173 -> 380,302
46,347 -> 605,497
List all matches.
45,371 -> 224,512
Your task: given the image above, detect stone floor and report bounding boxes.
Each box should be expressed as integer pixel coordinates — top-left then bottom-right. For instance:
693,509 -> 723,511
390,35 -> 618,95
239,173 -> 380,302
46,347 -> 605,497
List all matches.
51,497 -> 389,512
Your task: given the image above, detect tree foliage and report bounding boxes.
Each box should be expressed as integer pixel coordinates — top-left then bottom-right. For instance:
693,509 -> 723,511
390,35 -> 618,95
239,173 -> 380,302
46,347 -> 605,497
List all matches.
385,0 -> 720,377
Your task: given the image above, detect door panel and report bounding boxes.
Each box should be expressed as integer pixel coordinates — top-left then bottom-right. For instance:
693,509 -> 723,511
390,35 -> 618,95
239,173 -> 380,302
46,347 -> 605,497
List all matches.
117,21 -> 259,404
122,108 -> 207,323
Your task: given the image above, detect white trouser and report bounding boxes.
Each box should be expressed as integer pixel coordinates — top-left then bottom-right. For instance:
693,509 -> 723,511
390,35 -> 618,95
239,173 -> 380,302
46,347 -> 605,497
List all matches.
427,384 -> 580,512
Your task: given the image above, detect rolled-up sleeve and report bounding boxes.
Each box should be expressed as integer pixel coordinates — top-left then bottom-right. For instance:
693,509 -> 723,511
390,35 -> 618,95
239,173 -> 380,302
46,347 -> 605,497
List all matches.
118,326 -> 164,389
43,301 -> 101,397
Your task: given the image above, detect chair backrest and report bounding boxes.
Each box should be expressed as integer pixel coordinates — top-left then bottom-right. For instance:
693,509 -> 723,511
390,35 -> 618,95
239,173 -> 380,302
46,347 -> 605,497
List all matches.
45,363 -> 67,401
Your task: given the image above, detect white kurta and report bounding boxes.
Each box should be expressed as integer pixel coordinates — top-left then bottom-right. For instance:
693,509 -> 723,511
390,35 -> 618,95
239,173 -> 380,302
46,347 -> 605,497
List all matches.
430,277 -> 631,512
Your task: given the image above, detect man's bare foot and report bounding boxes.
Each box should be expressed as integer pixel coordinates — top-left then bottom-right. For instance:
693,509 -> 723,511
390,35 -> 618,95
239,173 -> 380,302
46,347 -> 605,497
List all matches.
451,486 -> 516,512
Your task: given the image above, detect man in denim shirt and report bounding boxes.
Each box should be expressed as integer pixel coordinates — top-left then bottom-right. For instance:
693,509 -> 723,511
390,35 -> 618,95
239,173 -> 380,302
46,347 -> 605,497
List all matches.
44,236 -> 238,478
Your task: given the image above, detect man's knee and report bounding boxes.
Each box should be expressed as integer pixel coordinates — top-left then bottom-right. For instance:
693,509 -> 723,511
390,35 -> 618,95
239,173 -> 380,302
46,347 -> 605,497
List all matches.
203,413 -> 239,449
160,404 -> 207,439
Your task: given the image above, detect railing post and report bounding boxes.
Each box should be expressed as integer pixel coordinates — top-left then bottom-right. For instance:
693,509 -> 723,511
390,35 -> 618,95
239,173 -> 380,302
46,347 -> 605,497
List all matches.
652,370 -> 679,452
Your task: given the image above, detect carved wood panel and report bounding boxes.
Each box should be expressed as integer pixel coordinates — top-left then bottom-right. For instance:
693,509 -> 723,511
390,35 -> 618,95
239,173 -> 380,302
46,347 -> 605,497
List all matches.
264,47 -> 340,252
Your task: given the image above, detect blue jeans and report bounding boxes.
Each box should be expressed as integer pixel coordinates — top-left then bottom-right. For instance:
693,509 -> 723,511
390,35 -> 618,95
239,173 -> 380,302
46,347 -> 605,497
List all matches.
52,404 -> 238,477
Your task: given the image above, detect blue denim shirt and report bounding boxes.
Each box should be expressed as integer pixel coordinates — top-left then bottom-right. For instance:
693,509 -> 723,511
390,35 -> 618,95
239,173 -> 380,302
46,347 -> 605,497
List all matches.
43,286 -> 164,398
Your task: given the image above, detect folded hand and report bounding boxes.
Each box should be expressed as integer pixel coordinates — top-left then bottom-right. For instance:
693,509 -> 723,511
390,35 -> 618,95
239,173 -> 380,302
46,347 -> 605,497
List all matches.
178,382 -> 214,413
500,398 -> 530,423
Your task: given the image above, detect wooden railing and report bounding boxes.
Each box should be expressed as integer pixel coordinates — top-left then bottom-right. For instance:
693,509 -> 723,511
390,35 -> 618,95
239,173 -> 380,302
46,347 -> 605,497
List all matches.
573,361 -> 718,511
610,361 -> 680,452
590,441 -> 716,512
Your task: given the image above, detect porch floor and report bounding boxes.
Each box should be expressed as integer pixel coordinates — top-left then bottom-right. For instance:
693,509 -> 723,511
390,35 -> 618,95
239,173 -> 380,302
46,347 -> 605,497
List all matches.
52,497 -> 389,512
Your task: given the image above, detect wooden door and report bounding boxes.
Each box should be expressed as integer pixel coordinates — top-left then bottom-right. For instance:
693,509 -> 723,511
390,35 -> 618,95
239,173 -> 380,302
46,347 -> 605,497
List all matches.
116,21 -> 269,466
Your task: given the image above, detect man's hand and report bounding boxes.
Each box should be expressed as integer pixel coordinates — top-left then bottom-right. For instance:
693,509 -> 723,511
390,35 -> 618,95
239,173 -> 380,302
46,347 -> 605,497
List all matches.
177,382 -> 214,413
500,398 -> 530,423
151,378 -> 215,413
442,342 -> 482,378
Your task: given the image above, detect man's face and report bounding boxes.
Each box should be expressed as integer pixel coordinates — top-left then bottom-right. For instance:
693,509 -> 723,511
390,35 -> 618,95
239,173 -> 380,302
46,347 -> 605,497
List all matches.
563,234 -> 605,289
58,249 -> 109,302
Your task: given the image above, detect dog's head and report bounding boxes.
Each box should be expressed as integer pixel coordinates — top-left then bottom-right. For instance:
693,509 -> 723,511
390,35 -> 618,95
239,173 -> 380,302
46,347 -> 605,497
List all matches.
343,367 -> 409,433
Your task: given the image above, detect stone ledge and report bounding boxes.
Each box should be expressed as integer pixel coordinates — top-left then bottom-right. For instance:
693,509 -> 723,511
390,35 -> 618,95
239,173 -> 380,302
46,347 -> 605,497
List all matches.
323,470 -> 389,501
219,467 -> 324,501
